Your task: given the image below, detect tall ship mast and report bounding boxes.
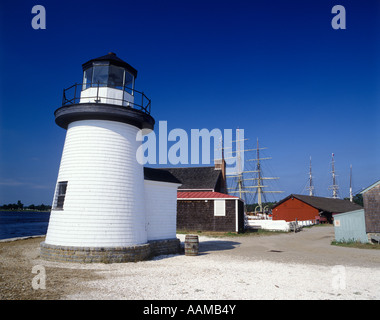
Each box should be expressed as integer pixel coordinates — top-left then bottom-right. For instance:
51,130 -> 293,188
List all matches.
349,164 -> 353,202
307,156 -> 315,196
329,153 -> 339,199
226,135 -> 283,215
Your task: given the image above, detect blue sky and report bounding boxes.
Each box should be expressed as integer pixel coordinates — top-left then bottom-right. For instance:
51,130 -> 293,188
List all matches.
0,0 -> 379,205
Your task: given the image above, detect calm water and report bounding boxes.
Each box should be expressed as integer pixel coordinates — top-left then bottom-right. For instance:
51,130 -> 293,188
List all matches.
0,211 -> 50,240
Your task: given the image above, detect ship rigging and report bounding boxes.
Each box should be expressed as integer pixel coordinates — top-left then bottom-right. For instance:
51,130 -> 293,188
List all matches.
226,132 -> 283,215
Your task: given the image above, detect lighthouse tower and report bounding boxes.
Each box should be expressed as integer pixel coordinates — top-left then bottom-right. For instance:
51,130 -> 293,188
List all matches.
41,53 -> 157,262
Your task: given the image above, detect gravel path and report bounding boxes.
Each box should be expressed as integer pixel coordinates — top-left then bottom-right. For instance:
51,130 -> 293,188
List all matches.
1,226 -> 379,300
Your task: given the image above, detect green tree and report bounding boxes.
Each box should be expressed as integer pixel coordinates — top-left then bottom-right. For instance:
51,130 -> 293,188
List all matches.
344,194 -> 363,206
353,194 -> 363,206
17,200 -> 23,210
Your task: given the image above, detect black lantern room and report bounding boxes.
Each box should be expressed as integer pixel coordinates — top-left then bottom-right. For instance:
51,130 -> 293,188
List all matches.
56,53 -> 154,131
81,52 -> 138,92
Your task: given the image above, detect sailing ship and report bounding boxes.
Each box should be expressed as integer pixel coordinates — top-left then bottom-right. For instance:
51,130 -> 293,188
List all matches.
303,153 -> 355,202
329,153 -> 354,201
226,132 -> 283,217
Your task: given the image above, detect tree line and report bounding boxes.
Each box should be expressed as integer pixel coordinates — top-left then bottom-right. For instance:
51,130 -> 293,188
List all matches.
0,200 -> 51,211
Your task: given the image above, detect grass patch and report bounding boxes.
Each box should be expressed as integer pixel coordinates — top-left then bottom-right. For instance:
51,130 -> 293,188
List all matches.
331,240 -> 380,250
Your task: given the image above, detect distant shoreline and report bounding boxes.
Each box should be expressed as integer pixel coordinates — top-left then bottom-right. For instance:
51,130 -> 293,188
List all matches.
0,235 -> 45,243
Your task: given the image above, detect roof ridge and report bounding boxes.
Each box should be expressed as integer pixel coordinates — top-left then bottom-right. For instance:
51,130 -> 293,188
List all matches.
158,166 -> 222,190
273,193 -> 362,213
177,190 -> 238,199
161,166 -> 215,170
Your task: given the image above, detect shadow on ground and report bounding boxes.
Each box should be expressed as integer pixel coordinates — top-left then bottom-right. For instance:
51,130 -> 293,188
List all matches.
198,240 -> 240,255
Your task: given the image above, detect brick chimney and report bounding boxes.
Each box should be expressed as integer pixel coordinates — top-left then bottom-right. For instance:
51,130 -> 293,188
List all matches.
214,158 -> 227,194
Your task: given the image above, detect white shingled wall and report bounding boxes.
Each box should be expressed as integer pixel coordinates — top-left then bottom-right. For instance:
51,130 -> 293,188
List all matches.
45,119 -> 147,247
144,180 -> 180,241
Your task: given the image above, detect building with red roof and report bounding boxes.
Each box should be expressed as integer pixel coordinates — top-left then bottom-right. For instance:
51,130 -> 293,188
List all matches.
152,162 -> 245,232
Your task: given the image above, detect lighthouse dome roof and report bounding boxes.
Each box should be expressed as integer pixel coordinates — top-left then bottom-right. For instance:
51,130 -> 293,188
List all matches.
82,52 -> 138,78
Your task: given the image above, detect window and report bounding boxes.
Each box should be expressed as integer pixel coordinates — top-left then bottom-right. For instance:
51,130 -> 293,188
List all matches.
214,199 -> 226,216
92,64 -> 109,87
108,65 -> 125,89
82,63 -> 109,89
55,181 -> 68,210
82,63 -> 135,94
83,67 -> 93,90
124,71 -> 134,93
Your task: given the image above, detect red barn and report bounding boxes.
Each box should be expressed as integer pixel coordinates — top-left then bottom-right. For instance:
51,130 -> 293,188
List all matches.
272,194 -> 362,223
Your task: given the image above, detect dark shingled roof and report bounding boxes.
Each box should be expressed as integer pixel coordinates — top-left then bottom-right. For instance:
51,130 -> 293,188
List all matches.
161,166 -> 222,190
143,167 -> 181,184
82,52 -> 138,78
273,194 -> 363,213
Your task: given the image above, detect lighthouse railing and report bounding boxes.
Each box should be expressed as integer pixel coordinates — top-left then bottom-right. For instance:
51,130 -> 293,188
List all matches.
61,82 -> 151,115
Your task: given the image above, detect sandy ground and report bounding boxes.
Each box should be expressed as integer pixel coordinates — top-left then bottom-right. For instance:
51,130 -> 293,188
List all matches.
1,226 -> 379,300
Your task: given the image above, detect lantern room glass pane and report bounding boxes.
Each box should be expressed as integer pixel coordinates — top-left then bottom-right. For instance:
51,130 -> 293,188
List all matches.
125,71 -> 134,87
108,65 -> 124,89
124,71 -> 134,94
83,67 -> 93,90
92,65 -> 109,87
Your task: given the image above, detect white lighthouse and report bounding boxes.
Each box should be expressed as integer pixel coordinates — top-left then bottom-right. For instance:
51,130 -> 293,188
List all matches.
41,53 -> 181,263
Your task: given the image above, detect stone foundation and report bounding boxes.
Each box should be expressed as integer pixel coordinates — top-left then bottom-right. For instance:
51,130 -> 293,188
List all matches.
148,238 -> 181,256
40,238 -> 180,263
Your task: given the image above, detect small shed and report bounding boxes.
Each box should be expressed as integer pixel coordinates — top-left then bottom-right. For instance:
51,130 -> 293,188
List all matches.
176,191 -> 245,233
334,209 -> 368,243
